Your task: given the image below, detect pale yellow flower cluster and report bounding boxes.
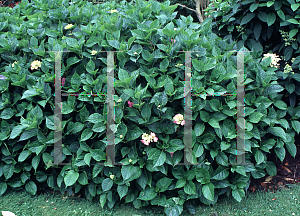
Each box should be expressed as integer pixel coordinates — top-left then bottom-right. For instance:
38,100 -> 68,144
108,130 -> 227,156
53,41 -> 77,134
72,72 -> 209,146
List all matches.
173,114 -> 185,126
64,24 -> 74,30
91,50 -> 97,55
283,64 -> 294,74
110,9 -> 118,13
12,61 -> 18,68
175,63 -> 183,67
129,159 -> 133,163
117,98 -> 122,102
261,53 -> 281,68
110,175 -> 115,180
31,60 -> 41,70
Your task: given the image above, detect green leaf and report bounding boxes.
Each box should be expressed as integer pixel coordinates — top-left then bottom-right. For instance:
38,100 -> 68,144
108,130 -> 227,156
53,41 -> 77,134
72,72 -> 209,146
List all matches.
249,112 -> 264,123
232,188 -> 245,202
71,72 -> 81,90
267,1 -> 274,7
194,123 -> 205,136
208,118 -> 220,128
267,13 -> 276,26
249,3 -> 258,12
100,193 -> 107,208
19,128 -> 38,142
90,149 -> 105,161
152,150 -> 166,168
258,12 -> 268,22
0,182 -> 7,196
253,23 -> 262,41
10,125 -> 27,139
175,178 -> 186,188
66,37 -> 78,47
92,163 -> 103,178
277,9 -> 285,21
0,108 -> 14,119
291,120 -> 300,134
231,166 -> 247,176
138,186 -> 157,201
87,113 -> 103,124
274,101 -> 287,110
102,178 -> 113,191
289,29 -> 298,38
216,152 -> 228,166
21,89 -> 39,100
275,147 -> 285,162
78,171 -> 88,185
211,166 -> 229,180
18,150 -> 31,162
287,19 -> 299,24
141,103 -> 152,122
240,13 -> 255,25
184,180 -> 196,195
159,58 -> 169,71
267,127 -> 286,140
255,149 -> 265,164
196,168 -> 210,184
80,128 -> 93,142
64,170 -> 79,187
156,177 -> 173,192
285,142 -> 297,158
266,161 -> 277,176
202,183 -> 214,202
25,181 -> 37,195
291,3 -> 300,11
203,58 -> 216,71
117,184 -> 128,199
86,59 -> 96,73
220,141 -> 231,151
164,204 -> 183,216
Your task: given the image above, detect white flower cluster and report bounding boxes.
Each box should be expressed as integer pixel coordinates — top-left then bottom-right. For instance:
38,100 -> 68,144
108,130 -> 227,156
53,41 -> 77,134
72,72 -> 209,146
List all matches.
31,60 -> 41,70
141,132 -> 158,146
173,114 -> 185,126
261,53 -> 281,68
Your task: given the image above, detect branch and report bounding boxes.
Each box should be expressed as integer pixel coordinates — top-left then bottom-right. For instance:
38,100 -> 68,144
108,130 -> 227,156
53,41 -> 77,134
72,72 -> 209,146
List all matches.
175,2 -> 203,23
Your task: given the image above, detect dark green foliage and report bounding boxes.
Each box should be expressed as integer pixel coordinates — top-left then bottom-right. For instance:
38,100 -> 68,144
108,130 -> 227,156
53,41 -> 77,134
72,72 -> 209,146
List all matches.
0,0 -> 299,216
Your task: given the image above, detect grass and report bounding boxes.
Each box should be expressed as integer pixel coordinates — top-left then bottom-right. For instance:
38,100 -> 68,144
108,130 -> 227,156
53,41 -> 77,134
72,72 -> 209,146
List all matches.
1,183 -> 300,216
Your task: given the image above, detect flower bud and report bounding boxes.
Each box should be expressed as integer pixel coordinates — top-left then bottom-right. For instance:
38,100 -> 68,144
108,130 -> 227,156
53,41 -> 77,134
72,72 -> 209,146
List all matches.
110,175 -> 115,180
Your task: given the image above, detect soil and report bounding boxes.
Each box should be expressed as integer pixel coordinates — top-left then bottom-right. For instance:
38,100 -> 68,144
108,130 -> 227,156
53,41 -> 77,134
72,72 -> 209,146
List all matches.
248,133 -> 300,194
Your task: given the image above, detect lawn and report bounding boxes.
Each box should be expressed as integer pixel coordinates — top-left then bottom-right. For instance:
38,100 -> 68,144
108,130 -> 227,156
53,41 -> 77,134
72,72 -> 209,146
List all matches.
1,183 -> 300,216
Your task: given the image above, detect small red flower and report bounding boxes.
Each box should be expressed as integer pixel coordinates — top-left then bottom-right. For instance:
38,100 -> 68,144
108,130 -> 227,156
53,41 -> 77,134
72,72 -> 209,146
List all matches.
61,78 -> 66,87
127,101 -> 133,107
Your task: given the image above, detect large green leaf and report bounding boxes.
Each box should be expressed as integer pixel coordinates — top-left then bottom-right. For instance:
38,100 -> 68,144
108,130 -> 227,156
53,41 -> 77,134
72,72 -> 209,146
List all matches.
64,170 -> 79,187
202,183 -> 214,202
267,127 -> 286,140
184,180 -> 196,195
25,181 -> 37,195
102,178 -> 113,191
138,186 -> 157,201
117,184 -> 128,199
285,142 -> 297,158
232,188 -> 245,202
240,13 -> 255,25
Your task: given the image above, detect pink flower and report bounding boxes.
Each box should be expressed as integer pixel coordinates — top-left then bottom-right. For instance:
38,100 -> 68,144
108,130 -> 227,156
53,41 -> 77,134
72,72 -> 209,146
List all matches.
173,120 -> 177,123
181,120 -> 185,126
170,152 -> 174,157
171,39 -> 176,43
141,140 -> 150,146
61,78 -> 66,87
127,101 -> 133,107
153,137 -> 158,142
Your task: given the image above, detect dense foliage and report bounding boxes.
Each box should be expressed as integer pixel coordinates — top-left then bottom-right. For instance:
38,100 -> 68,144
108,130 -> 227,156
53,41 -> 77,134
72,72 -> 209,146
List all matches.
0,0 -> 299,215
